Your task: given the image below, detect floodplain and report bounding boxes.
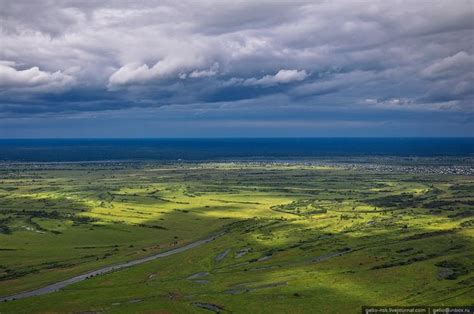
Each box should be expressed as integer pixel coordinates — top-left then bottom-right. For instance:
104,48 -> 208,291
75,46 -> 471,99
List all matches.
0,160 -> 472,313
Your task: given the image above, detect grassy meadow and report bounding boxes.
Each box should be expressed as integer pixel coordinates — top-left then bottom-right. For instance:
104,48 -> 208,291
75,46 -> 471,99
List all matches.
0,162 -> 473,313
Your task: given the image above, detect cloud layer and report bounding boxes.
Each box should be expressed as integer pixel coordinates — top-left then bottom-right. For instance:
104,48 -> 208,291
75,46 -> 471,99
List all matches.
0,0 -> 473,137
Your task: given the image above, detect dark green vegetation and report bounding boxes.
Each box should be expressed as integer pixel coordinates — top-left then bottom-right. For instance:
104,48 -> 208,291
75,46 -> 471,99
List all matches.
0,162 -> 473,313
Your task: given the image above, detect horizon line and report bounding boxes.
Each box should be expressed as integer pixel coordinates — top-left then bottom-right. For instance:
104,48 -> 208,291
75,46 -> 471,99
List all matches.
0,136 -> 473,140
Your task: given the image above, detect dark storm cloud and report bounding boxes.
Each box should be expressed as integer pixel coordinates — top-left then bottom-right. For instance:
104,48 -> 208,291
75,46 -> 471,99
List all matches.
0,0 -> 473,136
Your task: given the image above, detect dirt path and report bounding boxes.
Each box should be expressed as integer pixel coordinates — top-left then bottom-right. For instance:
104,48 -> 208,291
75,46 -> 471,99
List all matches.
0,232 -> 224,302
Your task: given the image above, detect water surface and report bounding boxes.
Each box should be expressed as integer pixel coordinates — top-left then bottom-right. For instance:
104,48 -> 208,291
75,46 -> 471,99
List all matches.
0,138 -> 472,162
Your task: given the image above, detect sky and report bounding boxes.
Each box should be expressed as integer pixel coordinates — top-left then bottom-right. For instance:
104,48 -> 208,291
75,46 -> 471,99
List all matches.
0,0 -> 473,138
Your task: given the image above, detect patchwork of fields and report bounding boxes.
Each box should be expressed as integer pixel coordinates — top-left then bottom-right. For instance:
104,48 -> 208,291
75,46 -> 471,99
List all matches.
0,162 -> 473,313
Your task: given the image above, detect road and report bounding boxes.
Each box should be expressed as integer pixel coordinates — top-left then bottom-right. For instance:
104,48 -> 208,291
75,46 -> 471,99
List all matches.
0,232 -> 224,302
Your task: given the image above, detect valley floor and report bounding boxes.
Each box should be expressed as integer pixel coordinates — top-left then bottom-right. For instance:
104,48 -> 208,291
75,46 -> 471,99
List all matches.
0,161 -> 472,313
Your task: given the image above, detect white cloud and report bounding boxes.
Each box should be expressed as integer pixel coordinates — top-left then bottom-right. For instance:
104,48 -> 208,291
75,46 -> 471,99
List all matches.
0,62 -> 74,91
253,69 -> 308,85
363,97 -> 414,107
188,63 -> 219,78
230,69 -> 308,87
361,97 -> 466,112
108,55 -> 209,87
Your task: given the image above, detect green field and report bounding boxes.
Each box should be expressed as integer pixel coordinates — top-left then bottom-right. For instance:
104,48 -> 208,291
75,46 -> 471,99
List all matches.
0,162 -> 473,313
